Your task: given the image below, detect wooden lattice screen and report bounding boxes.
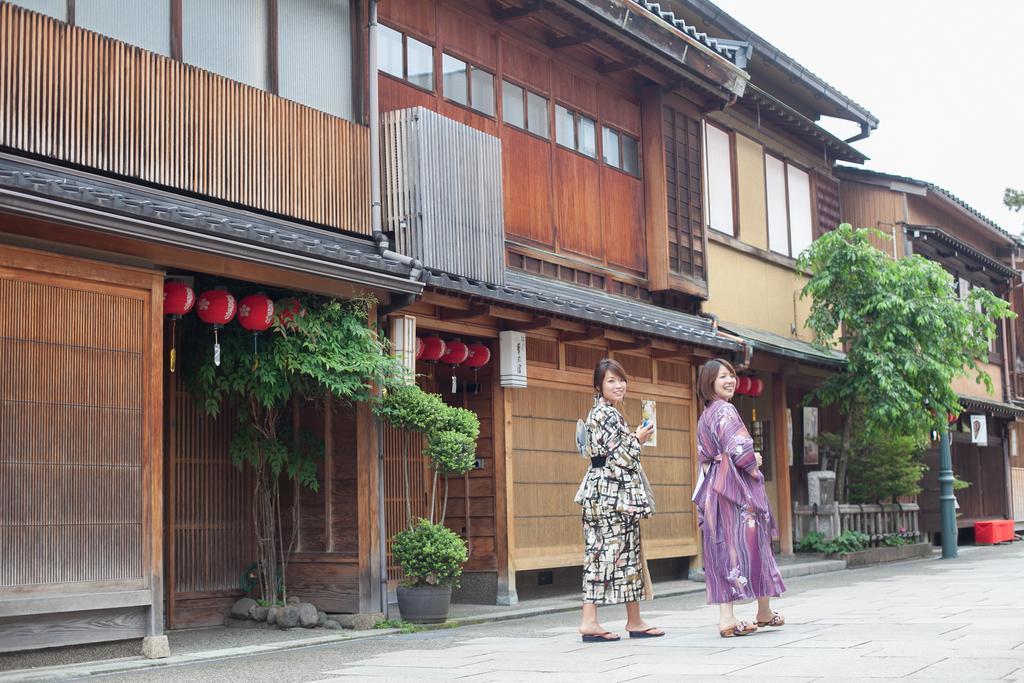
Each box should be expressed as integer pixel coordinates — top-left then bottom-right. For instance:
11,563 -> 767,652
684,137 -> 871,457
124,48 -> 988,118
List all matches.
663,105 -> 706,281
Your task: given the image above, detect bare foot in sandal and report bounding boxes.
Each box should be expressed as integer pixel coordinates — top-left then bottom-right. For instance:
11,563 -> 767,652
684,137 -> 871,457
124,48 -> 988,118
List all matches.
719,620 -> 757,638
755,610 -> 785,627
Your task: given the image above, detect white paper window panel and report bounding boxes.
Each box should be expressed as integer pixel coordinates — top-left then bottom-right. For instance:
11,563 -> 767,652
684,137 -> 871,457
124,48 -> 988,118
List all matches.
183,0 -> 268,90
705,124 -> 734,234
765,155 -> 789,255
76,0 -> 171,55
787,165 -> 813,257
378,24 -> 404,79
278,0 -> 352,120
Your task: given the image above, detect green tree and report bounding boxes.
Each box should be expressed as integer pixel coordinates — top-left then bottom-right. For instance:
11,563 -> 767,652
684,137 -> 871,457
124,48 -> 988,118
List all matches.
1005,187 -> 1024,214
185,294 -> 400,605
798,224 -> 1013,501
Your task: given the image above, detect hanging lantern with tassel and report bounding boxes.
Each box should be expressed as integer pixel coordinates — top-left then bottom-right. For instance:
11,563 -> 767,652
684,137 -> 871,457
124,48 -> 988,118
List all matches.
440,340 -> 469,393
238,293 -> 274,368
196,289 -> 237,366
163,280 -> 195,373
464,343 -> 491,393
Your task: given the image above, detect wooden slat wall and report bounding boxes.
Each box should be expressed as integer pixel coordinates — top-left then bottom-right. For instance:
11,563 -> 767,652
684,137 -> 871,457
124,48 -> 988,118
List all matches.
0,3 -> 370,234
663,104 -> 705,281
1013,467 -> 1024,523
0,277 -> 145,587
166,371 -> 255,628
510,385 -> 696,571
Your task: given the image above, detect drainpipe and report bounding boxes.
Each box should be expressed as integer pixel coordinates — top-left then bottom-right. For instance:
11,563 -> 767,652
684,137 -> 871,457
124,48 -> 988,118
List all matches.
843,121 -> 872,144
367,0 -> 390,618
1010,251 -> 1020,400
698,310 -> 752,369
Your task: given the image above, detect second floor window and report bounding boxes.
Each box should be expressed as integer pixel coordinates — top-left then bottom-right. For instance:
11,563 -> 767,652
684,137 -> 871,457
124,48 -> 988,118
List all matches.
704,122 -> 734,235
379,24 -> 434,92
183,0 -> 269,90
442,54 -> 495,116
601,126 -> 639,176
765,154 -> 814,258
77,0 -> 171,56
502,80 -> 549,139
555,105 -> 596,158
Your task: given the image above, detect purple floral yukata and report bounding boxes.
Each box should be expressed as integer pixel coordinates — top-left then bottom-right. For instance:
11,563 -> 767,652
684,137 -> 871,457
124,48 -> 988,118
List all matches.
694,399 -> 785,605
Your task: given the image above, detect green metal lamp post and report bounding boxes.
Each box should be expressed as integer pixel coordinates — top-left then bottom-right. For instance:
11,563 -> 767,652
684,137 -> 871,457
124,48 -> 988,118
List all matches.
938,425 -> 958,559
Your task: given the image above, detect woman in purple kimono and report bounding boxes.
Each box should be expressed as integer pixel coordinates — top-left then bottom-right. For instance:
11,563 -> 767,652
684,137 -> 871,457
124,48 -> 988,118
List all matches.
694,359 -> 786,637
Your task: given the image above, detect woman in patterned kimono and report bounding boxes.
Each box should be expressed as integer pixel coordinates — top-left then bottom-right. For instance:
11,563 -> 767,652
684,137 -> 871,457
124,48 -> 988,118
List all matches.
575,358 -> 662,642
694,359 -> 786,638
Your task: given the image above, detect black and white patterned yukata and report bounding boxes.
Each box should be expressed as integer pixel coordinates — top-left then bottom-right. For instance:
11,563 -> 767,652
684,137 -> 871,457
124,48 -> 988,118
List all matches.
574,396 -> 653,604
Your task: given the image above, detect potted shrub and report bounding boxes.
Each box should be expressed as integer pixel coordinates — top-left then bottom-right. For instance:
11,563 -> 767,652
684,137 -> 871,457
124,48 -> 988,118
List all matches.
391,518 -> 469,623
375,382 -> 479,623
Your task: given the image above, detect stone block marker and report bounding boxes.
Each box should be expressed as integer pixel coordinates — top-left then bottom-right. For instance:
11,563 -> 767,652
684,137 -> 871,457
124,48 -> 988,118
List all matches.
141,636 -> 170,659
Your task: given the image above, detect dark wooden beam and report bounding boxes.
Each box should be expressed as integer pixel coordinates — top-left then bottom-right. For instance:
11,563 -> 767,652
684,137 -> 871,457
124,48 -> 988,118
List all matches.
598,59 -> 636,75
439,304 -> 491,321
494,1 -> 541,21
653,347 -> 684,360
560,327 -> 605,343
507,316 -> 553,332
609,339 -> 650,352
548,32 -> 595,49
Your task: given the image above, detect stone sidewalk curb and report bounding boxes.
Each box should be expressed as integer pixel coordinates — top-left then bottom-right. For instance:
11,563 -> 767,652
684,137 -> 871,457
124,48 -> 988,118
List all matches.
0,555 -> 863,681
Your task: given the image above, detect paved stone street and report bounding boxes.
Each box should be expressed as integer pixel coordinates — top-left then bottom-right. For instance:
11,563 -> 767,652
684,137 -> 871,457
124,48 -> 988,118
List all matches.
96,544 -> 1022,682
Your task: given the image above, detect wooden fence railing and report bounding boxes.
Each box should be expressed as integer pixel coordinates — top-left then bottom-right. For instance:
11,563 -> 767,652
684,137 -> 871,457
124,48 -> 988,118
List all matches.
838,503 -> 921,542
0,3 -> 370,233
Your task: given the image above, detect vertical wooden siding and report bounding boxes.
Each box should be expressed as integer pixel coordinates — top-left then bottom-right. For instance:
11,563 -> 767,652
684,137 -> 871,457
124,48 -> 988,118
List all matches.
0,277 -> 145,586
0,4 -> 370,233
510,385 -> 696,571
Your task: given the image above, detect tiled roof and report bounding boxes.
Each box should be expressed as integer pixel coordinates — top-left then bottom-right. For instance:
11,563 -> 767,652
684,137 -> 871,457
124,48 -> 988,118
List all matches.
635,1 -> 739,61
421,268 -> 744,352
719,321 -> 845,368
835,166 -> 1019,245
0,153 -> 423,292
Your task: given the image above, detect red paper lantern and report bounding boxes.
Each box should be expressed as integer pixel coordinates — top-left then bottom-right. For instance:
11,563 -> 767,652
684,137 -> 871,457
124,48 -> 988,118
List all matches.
164,280 -> 195,317
441,340 -> 469,366
948,412 -> 959,424
464,343 -> 491,368
736,376 -> 752,395
415,337 -> 424,360
238,293 -> 275,332
420,336 -> 446,362
749,377 -> 764,397
196,289 -> 237,326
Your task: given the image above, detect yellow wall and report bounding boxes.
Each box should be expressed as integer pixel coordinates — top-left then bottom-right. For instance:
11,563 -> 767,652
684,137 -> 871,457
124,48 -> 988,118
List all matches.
951,363 -> 1005,403
706,242 -> 813,341
734,133 -> 768,250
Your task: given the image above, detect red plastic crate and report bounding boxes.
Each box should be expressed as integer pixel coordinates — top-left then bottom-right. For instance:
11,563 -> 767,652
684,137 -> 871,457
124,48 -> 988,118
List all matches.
975,519 -> 1014,544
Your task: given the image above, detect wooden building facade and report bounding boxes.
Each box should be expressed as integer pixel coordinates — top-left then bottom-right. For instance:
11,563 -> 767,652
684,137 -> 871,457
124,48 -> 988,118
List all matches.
0,0 -> 422,651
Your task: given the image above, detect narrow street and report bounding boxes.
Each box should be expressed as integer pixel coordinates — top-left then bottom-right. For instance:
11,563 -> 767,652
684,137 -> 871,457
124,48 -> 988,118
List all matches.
97,545 -> 1024,682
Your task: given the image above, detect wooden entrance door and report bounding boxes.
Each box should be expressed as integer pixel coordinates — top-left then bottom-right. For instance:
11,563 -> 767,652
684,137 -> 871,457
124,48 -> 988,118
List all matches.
0,244 -> 162,651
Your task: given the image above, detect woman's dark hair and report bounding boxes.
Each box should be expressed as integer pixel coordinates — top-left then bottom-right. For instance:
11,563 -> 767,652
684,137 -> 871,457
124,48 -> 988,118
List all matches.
593,358 -> 629,395
697,358 -> 736,406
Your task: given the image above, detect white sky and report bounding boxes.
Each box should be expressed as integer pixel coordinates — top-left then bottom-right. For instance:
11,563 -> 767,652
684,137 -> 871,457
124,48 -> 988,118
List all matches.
712,0 -> 1024,236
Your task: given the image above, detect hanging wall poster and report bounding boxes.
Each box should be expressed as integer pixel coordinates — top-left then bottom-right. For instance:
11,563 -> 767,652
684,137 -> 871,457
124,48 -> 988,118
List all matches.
803,406 -> 819,465
970,414 -> 988,446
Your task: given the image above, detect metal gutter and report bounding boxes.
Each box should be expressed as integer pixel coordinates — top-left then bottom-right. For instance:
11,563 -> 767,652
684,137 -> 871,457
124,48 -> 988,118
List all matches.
904,225 -> 1016,280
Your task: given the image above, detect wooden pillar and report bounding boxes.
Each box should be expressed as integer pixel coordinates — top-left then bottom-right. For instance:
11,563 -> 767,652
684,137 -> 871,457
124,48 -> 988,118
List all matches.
689,359 -> 704,573
145,272 -> 165,635
357,304 -> 382,612
492,359 -> 518,605
641,86 -> 669,292
324,394 -> 334,552
773,373 -> 793,554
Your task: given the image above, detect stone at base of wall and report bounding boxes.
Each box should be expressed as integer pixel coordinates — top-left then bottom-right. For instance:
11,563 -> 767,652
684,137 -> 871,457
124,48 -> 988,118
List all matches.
451,571 -> 498,605
834,542 -> 933,568
141,636 -> 170,659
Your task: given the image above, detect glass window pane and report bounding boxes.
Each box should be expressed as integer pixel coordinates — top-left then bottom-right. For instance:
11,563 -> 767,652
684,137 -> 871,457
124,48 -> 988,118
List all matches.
183,0 -> 268,90
578,116 -> 596,158
765,154 -> 789,255
77,0 -> 170,55
526,91 -> 549,138
622,135 -> 639,175
379,24 -> 404,79
407,35 -> 434,90
787,164 -> 814,257
442,54 -> 468,105
278,0 -> 352,119
502,81 -> 525,129
602,127 -> 620,168
555,105 -> 575,149
7,0 -> 65,21
470,67 -> 494,116
704,123 -> 734,234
